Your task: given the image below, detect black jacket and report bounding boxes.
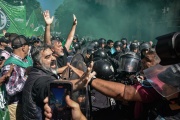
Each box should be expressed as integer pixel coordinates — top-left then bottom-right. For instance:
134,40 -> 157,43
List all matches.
22,67 -> 59,120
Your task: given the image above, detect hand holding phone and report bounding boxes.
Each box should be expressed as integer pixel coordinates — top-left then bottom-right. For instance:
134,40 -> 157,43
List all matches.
48,81 -> 73,120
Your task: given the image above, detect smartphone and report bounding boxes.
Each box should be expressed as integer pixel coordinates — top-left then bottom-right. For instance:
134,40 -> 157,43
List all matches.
48,81 -> 73,120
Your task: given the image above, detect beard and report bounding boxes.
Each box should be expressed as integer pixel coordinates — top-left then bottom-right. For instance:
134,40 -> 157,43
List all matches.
41,60 -> 58,74
54,51 -> 64,57
59,52 -> 64,56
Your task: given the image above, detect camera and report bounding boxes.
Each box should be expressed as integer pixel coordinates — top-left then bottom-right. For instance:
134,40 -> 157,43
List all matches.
156,32 -> 180,65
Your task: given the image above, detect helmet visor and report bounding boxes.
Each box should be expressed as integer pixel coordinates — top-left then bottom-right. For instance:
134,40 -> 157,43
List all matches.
119,56 -> 140,73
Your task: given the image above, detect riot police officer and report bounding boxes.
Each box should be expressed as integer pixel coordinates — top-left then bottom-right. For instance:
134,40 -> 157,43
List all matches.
112,41 -> 124,60
89,53 -> 120,120
121,38 -> 130,53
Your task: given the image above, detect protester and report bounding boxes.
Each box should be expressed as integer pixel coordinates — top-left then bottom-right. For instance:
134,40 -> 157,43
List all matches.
0,64 -> 14,120
1,35 -> 33,120
22,44 -> 95,119
0,37 -> 10,59
43,10 -> 77,74
0,37 -> 8,53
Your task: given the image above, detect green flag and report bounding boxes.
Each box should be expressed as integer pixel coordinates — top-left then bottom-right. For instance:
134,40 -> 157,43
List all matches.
0,0 -> 26,35
26,10 -> 44,37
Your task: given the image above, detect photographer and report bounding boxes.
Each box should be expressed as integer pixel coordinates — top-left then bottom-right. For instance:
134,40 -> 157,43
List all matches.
22,44 -> 95,120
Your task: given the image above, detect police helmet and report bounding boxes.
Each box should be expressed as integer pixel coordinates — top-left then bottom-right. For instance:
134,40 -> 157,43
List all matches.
92,49 -> 107,61
98,38 -> 106,45
119,52 -> 141,73
87,48 -> 94,55
73,42 -> 81,51
93,59 -> 114,80
121,38 -> 127,45
139,42 -> 151,51
130,42 -> 139,51
73,34 -> 78,41
114,41 -> 123,48
90,40 -> 99,50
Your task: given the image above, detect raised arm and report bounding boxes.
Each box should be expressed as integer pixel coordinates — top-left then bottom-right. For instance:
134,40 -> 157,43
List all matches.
43,10 -> 54,45
65,14 -> 77,50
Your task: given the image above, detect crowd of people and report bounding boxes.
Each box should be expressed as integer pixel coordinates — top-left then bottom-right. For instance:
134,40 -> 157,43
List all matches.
0,10 -> 180,120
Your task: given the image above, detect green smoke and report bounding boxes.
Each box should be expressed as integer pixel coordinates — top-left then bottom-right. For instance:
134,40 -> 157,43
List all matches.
54,0 -> 180,43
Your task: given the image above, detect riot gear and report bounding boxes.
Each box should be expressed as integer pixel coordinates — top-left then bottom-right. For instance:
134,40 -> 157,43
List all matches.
119,52 -> 141,73
93,59 -> 114,80
98,38 -> 106,49
89,40 -> 99,50
98,38 -> 106,45
114,41 -> 123,48
130,42 -> 139,51
87,48 -> 94,55
92,49 -> 107,61
73,34 -> 79,41
73,42 -> 81,52
139,42 -> 151,51
121,38 -> 127,45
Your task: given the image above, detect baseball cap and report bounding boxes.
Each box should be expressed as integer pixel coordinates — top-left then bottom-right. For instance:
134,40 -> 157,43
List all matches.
11,35 -> 29,49
144,64 -> 180,97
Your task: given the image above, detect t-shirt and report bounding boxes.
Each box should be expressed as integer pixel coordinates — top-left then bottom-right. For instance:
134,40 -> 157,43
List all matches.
56,46 -> 68,68
133,84 -> 162,119
133,84 -> 161,102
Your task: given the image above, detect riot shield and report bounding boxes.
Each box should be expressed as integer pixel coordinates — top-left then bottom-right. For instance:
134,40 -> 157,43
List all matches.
69,53 -> 91,119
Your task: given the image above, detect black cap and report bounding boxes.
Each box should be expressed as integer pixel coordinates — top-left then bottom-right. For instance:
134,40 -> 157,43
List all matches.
11,35 -> 29,49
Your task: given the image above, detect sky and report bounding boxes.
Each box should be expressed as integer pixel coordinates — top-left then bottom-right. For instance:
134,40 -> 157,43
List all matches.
37,0 -> 63,15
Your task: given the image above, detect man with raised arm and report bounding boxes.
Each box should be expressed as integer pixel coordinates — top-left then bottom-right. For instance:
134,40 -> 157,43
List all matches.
43,10 -> 77,74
